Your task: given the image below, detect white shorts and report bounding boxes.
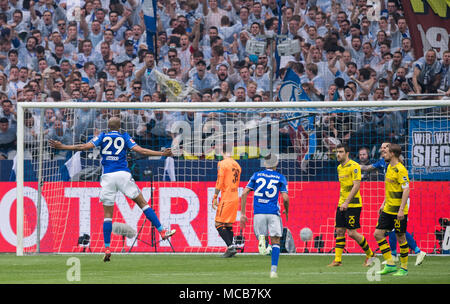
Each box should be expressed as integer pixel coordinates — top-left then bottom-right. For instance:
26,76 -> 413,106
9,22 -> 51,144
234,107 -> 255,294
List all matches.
100,171 -> 141,206
253,214 -> 283,237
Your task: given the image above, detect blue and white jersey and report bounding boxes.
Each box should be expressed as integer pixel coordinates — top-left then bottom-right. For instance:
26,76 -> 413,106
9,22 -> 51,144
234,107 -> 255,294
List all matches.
246,169 -> 288,215
90,131 -> 137,174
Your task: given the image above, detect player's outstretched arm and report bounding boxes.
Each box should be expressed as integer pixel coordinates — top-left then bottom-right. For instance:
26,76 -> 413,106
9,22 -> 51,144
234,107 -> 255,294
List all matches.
49,139 -> 94,151
282,192 -> 289,222
360,164 -> 375,172
131,145 -> 173,157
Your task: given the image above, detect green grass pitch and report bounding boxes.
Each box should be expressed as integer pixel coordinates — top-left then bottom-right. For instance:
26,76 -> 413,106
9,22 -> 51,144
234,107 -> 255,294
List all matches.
1,253 -> 449,285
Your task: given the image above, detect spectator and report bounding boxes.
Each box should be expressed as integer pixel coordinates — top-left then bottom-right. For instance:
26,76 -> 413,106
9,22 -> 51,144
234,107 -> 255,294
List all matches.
231,86 -> 246,102
215,80 -> 233,100
141,110 -> 175,150
0,116 -> 16,159
305,63 -> 325,96
48,118 -> 73,160
253,62 -> 270,92
359,42 -> 381,69
358,146 -> 378,181
441,50 -> 450,93
0,99 -> 15,126
412,49 -> 442,94
201,0 -> 230,30
23,110 -> 39,159
121,106 -> 145,138
234,66 -> 254,91
76,40 -> 103,71
325,83 -> 340,101
390,17 -> 410,50
189,60 -> 217,91
80,61 -> 97,87
387,85 -> 398,99
115,39 -> 137,64
399,37 -> 415,65
213,63 -> 239,88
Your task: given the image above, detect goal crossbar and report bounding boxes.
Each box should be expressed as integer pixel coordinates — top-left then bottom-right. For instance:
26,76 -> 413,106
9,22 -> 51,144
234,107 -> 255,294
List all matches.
14,100 -> 450,110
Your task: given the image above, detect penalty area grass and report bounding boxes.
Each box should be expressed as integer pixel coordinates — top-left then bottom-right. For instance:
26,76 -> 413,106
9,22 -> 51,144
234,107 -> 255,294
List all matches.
0,253 -> 449,284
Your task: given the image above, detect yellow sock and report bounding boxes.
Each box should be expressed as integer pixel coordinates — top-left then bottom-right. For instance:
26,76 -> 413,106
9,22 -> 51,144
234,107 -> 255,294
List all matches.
358,236 -> 373,257
335,236 -> 345,262
399,241 -> 409,270
377,238 -> 395,265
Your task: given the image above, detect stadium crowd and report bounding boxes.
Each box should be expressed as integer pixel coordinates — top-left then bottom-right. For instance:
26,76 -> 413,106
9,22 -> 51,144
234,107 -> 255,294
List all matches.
0,0 -> 449,161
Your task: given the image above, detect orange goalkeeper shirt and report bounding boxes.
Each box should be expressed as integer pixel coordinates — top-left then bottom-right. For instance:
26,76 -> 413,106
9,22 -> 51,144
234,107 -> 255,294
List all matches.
215,157 -> 241,203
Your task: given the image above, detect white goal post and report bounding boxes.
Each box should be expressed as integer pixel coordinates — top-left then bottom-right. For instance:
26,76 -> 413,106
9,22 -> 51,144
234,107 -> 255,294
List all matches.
15,100 -> 450,256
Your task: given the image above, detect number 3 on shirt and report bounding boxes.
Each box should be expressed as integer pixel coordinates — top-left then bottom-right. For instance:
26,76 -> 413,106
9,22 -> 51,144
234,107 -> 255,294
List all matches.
254,178 -> 278,199
102,136 -> 125,155
232,167 -> 239,183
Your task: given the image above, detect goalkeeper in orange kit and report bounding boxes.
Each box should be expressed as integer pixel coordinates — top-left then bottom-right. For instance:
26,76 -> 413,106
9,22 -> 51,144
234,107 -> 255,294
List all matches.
212,148 -> 242,258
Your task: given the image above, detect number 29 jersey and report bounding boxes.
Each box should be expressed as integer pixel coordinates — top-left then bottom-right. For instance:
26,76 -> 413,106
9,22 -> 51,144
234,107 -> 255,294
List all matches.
246,169 -> 288,215
90,131 -> 137,174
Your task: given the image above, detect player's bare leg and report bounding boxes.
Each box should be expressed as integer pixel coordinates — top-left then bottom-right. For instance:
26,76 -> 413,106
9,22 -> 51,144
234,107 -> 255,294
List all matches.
133,193 -> 176,240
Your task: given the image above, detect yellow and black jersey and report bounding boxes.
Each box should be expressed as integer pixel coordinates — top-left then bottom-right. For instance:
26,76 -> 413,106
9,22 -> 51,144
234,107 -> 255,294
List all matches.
384,162 -> 410,215
337,159 -> 362,208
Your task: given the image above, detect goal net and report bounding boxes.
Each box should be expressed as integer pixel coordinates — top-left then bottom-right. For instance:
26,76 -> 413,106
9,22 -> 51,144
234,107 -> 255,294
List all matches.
13,100 -> 450,255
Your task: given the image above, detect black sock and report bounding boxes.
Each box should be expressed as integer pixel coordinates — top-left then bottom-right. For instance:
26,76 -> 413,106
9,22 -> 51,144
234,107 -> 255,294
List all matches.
217,225 -> 233,246
226,226 -> 234,245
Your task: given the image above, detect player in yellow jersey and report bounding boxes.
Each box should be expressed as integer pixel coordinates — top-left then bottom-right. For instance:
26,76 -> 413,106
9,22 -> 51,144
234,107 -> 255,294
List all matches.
212,149 -> 242,258
328,144 -> 375,267
374,143 -> 410,276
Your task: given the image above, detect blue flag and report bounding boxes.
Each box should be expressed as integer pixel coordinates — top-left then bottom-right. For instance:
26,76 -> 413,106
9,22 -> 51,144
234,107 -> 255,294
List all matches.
277,68 -> 315,170
277,68 -> 311,102
142,0 -> 157,53
275,0 -> 282,77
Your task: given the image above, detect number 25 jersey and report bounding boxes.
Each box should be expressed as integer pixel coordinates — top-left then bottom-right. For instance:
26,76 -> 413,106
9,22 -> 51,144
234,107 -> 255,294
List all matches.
90,131 -> 137,174
246,169 -> 288,215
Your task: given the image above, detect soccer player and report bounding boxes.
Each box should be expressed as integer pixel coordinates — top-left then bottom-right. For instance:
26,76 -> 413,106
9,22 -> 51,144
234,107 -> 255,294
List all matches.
49,117 -> 176,262
240,154 -> 289,278
374,143 -> 411,276
360,142 -> 402,174
361,142 -> 426,266
212,147 -> 242,258
328,144 -> 375,267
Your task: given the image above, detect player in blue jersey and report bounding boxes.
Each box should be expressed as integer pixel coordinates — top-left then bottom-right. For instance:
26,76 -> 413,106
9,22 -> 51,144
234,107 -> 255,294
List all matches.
49,117 -> 176,262
360,142 -> 426,266
240,154 -> 289,278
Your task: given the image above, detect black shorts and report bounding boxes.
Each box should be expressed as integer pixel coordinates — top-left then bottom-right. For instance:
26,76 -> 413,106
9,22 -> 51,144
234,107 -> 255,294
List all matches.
335,207 -> 361,230
376,211 -> 408,233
